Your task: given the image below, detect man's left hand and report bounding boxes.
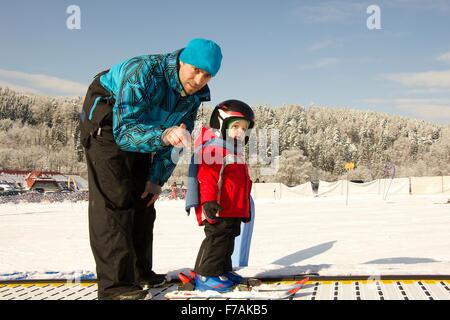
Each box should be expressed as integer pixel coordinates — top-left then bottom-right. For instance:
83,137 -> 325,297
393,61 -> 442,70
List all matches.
141,181 -> 162,207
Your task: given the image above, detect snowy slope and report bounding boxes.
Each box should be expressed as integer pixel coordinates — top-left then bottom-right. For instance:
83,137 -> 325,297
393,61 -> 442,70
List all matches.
0,194 -> 449,281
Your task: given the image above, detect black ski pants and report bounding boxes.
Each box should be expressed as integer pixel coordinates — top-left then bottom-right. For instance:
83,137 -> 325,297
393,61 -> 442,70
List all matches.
194,218 -> 241,276
85,127 -> 156,298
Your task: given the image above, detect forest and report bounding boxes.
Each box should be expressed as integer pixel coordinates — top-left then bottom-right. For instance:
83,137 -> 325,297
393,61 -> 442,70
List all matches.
1,86 -> 449,186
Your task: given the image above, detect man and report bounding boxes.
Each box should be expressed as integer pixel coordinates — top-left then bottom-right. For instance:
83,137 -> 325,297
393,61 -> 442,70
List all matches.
79,38 -> 222,300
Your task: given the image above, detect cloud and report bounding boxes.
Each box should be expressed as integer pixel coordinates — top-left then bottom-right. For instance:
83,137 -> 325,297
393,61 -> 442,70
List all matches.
383,69 -> 450,90
293,1 -> 367,24
384,0 -> 450,13
306,40 -> 336,52
0,69 -> 87,96
363,98 -> 450,123
0,81 -> 41,94
293,0 -> 450,25
299,57 -> 339,70
437,51 -> 450,63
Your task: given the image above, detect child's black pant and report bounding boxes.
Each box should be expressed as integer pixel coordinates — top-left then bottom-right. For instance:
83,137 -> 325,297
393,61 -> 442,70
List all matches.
194,218 -> 241,276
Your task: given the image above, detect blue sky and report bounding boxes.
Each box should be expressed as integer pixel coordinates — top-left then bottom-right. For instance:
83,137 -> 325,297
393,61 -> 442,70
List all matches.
0,0 -> 449,124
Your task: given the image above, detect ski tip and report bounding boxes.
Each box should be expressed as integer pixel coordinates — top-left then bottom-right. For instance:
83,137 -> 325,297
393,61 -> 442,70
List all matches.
295,277 -> 310,285
287,286 -> 302,296
178,272 -> 193,285
189,270 -> 197,279
288,277 -> 310,295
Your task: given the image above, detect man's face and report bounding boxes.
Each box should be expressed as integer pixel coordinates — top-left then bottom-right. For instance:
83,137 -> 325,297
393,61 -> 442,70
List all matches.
179,61 -> 212,95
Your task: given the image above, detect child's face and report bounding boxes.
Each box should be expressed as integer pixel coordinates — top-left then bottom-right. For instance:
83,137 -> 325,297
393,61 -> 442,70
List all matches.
227,119 -> 249,142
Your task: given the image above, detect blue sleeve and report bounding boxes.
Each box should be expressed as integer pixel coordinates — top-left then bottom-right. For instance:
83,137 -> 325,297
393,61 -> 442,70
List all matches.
148,147 -> 178,186
112,58 -> 167,153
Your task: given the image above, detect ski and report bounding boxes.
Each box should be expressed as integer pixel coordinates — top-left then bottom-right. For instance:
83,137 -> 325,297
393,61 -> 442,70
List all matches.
238,273 -> 318,291
251,279 -> 310,292
165,276 -> 309,300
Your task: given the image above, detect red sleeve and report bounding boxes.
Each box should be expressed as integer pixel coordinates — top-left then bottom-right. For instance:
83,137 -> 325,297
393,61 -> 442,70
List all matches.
198,147 -> 223,204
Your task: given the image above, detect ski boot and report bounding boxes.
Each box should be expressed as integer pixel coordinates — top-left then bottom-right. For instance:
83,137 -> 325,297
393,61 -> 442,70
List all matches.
194,274 -> 235,293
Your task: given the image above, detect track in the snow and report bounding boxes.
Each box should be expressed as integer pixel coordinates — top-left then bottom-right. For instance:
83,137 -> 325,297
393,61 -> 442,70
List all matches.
1,276 -> 450,300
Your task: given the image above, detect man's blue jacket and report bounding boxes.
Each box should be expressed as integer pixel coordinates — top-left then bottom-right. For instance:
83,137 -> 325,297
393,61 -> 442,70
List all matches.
93,49 -> 210,186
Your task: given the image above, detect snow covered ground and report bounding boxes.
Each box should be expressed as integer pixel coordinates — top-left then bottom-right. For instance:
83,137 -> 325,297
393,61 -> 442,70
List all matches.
0,194 -> 449,281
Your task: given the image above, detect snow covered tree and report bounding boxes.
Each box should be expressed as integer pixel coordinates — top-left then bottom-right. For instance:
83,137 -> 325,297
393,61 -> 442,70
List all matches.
275,149 -> 313,186
0,86 -> 448,182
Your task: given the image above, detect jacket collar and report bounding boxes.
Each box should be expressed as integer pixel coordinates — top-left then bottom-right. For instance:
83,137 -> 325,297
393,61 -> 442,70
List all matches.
164,49 -> 211,102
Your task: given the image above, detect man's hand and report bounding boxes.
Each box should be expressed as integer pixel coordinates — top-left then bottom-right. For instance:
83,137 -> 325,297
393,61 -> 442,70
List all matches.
141,181 -> 162,207
161,123 -> 191,148
203,201 -> 223,221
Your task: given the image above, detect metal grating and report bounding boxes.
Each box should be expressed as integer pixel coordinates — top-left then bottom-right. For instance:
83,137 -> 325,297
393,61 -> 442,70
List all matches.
1,279 -> 450,300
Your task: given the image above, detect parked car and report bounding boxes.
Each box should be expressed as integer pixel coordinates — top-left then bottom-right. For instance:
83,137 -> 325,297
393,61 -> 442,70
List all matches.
0,189 -> 20,196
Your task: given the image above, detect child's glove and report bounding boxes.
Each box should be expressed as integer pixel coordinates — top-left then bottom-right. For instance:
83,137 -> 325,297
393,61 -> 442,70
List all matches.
203,201 -> 223,221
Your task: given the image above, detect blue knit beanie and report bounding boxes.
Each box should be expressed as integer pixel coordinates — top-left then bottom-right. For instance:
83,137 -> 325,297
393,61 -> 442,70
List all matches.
179,38 -> 222,77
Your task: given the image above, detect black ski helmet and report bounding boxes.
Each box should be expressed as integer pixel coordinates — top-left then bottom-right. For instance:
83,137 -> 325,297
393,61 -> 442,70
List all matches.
210,100 -> 255,144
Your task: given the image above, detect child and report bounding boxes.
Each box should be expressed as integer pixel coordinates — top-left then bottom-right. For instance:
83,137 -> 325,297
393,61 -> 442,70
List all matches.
186,99 -> 255,292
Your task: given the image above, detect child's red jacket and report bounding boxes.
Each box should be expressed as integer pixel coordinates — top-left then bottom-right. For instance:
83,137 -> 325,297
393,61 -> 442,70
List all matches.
194,126 -> 252,225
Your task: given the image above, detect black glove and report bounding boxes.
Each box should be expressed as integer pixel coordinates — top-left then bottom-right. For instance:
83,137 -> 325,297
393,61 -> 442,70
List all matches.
242,217 -> 251,223
203,201 -> 223,221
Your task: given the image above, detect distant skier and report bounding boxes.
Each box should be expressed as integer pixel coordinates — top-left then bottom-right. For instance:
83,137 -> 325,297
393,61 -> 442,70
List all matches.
311,180 -> 319,197
79,38 -> 222,300
180,181 -> 187,199
185,100 -> 255,292
170,181 -> 178,200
